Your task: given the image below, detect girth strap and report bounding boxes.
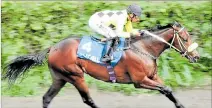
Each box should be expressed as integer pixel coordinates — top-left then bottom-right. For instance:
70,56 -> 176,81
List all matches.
105,64 -> 116,83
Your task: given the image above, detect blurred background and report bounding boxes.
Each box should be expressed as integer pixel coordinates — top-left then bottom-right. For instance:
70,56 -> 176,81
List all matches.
1,1 -> 211,97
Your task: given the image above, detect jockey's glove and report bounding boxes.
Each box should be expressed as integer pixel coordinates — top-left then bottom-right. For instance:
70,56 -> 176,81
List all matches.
139,30 -> 146,36
130,29 -> 147,37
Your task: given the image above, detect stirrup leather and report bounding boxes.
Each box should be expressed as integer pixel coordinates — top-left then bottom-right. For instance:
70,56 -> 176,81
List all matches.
123,38 -> 131,50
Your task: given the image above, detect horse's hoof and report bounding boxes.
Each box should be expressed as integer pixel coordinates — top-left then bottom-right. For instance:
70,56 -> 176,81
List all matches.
176,104 -> 185,108
91,105 -> 100,108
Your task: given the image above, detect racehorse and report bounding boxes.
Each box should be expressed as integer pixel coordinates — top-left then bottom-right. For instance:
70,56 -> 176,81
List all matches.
3,22 -> 200,108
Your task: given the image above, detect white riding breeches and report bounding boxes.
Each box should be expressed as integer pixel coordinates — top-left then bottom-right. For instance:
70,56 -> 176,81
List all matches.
89,16 -> 117,38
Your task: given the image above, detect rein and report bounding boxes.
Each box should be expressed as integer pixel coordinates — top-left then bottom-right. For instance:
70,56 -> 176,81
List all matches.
130,26 -> 191,59
144,30 -> 182,52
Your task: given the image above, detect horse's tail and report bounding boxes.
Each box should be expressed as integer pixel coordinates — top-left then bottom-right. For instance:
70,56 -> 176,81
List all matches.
2,48 -> 51,85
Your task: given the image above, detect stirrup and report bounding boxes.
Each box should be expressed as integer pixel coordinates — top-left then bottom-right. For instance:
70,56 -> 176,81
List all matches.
123,46 -> 131,50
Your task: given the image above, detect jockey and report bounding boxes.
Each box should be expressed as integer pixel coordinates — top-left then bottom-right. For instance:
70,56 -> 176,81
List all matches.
88,4 -> 143,62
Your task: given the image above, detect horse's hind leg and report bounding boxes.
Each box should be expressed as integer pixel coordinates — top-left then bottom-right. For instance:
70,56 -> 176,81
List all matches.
43,68 -> 66,108
71,76 -> 99,108
62,63 -> 99,108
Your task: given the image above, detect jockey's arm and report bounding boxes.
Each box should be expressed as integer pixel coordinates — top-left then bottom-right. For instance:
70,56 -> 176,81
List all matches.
115,19 -> 141,38
116,29 -> 141,38
115,22 -> 130,38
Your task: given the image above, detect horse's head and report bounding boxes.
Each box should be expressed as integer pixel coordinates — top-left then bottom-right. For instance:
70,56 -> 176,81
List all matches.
170,22 -> 200,63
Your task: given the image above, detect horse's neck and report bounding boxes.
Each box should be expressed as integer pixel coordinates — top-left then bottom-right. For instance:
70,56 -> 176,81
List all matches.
133,28 -> 174,58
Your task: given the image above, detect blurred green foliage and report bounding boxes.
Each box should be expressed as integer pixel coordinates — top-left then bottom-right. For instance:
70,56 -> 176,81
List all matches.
1,1 -> 211,96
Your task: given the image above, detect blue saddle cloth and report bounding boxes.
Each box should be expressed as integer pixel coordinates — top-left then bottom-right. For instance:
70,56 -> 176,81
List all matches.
77,36 -> 125,67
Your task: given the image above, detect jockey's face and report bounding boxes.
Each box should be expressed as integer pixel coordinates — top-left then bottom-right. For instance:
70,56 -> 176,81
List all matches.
129,14 -> 140,22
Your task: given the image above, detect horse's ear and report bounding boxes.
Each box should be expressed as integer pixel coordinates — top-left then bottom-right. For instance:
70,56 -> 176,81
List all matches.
174,21 -> 182,27
173,21 -> 178,25
171,21 -> 181,28
169,21 -> 176,28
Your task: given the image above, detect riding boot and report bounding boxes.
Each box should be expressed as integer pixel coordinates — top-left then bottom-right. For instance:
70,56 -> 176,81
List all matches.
101,37 -> 117,62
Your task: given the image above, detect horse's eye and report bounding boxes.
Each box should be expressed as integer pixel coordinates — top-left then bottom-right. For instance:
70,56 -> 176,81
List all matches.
183,39 -> 188,42
182,37 -> 188,42
180,36 -> 188,42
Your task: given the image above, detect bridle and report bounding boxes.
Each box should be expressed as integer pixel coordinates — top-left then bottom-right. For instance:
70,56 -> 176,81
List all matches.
169,25 -> 193,59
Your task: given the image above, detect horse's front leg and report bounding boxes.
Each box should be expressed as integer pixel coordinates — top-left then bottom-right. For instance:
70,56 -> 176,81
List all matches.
153,75 -> 185,108
133,75 -> 185,108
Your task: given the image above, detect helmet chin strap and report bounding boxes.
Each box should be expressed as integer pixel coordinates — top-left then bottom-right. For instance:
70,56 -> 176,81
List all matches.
129,14 -> 136,22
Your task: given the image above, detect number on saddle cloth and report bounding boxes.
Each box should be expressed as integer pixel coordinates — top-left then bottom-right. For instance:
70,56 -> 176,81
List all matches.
77,36 -> 126,67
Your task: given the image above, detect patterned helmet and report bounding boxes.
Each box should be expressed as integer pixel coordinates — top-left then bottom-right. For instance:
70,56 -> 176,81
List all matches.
127,4 -> 142,17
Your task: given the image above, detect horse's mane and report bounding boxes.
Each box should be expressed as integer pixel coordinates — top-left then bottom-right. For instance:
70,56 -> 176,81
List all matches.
131,21 -> 182,42
148,24 -> 171,32
147,21 -> 182,32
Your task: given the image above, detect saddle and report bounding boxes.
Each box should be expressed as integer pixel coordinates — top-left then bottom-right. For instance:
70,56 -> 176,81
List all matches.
77,36 -> 129,66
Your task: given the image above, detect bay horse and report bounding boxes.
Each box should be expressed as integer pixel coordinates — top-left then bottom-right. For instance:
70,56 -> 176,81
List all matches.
3,22 -> 200,108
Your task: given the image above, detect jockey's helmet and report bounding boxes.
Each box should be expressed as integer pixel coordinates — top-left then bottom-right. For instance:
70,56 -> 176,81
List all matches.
127,4 -> 142,17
